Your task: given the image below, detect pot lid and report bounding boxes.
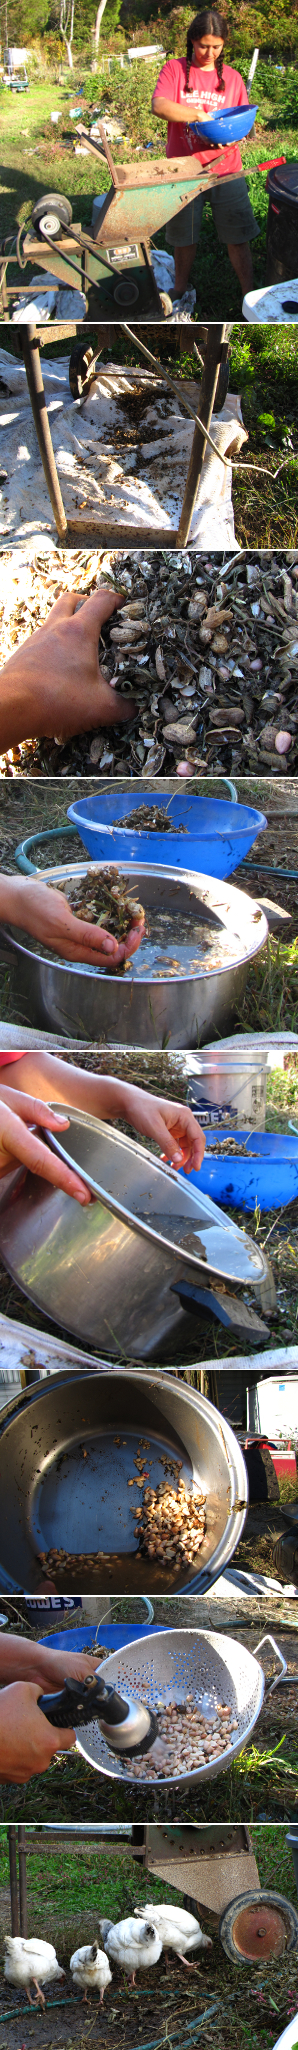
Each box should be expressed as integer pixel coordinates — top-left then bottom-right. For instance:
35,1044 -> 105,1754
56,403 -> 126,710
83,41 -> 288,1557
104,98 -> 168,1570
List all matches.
46,1106 -> 268,1288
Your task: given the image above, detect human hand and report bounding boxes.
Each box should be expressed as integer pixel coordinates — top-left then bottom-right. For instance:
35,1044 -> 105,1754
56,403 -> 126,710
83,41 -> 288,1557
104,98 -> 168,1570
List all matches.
0,1089 -> 92,1203
34,1647 -> 105,1688
187,103 -> 207,123
122,1086 -> 205,1172
0,586 -> 136,750
0,1681 -> 75,1783
0,875 -> 145,968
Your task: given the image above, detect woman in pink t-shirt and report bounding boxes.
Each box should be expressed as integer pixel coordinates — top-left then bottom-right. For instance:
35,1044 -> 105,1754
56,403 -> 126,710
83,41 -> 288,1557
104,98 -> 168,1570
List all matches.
152,9 -> 259,300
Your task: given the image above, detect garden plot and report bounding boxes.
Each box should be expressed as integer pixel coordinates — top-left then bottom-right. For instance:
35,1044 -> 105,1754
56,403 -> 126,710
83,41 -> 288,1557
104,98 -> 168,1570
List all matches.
0,350 -> 246,550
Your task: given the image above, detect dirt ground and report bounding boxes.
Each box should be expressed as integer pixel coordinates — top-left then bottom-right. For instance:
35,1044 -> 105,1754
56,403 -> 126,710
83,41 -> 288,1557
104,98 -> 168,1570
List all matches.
2,1949 -> 298,2050
2,1957 -> 298,2050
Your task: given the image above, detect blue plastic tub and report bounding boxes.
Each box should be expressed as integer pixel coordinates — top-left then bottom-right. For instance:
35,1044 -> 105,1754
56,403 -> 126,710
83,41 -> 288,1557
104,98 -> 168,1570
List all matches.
39,1624 -> 165,1651
183,1130 -> 298,1213
67,792 -> 267,880
189,103 -> 258,146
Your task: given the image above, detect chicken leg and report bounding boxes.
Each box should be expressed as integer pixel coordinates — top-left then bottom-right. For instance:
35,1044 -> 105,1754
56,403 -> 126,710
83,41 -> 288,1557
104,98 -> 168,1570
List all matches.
177,1954 -> 202,1970
32,1979 -> 46,2009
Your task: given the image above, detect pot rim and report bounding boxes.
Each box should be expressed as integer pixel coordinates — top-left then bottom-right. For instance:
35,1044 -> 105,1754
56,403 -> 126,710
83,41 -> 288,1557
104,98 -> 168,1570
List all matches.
1,858 -> 268,987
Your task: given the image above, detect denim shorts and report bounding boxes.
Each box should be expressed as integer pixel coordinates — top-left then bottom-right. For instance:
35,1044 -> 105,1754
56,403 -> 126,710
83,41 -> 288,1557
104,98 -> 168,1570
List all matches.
166,176 -> 259,247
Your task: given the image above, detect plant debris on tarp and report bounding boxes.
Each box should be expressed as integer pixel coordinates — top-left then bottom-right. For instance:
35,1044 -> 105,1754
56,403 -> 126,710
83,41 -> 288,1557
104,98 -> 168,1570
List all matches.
1,547 -> 298,779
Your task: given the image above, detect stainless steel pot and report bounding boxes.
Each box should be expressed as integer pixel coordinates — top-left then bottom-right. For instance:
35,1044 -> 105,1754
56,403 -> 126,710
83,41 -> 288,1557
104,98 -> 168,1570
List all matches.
0,1370 -> 248,1594
0,1110 -> 269,1360
1,861 -> 268,1046
74,1629 -> 290,1787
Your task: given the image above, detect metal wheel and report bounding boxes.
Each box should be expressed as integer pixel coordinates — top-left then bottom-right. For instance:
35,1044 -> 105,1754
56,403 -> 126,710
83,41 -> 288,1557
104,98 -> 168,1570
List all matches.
69,344 -> 98,400
160,291 -> 173,318
31,193 -> 73,241
273,1531 -> 298,1580
113,278 -> 139,307
219,1890 -> 298,1963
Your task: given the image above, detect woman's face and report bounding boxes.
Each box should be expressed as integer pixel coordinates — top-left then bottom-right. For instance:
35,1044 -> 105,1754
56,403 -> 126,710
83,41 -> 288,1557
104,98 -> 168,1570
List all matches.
192,33 -> 224,64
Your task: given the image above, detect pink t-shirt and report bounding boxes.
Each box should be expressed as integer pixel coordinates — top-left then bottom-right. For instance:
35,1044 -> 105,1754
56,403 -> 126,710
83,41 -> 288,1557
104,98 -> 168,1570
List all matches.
154,58 -> 248,177
0,1053 -> 24,1065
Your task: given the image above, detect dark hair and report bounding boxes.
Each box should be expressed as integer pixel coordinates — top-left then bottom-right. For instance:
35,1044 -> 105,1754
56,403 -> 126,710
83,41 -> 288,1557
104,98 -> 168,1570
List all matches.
185,11 -> 228,91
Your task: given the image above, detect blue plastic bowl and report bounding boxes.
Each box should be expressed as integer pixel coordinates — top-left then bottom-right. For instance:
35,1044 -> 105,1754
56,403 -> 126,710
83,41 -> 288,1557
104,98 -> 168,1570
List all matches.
189,103 -> 258,146
183,1129 -> 298,1213
67,793 -> 267,880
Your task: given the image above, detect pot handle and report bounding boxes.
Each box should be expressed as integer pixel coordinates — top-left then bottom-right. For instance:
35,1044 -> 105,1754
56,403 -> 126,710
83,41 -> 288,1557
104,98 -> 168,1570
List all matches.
254,1633 -> 289,1694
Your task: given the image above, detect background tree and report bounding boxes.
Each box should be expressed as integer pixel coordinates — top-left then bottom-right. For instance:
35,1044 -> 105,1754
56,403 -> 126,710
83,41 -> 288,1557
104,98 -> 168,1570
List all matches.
59,0 -> 74,65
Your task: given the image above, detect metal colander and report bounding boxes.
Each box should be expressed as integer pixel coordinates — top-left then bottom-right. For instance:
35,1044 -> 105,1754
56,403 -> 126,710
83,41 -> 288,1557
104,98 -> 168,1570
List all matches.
74,1629 -> 284,1788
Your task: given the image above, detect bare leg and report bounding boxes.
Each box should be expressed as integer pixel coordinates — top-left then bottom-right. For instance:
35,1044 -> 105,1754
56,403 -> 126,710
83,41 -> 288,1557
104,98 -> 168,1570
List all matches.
227,240 -> 254,293
174,245 -> 197,295
32,1979 -> 46,2009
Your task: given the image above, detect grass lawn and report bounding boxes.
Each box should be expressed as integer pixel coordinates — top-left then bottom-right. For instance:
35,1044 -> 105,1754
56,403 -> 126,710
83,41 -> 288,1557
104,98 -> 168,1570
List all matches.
1,55 -> 298,320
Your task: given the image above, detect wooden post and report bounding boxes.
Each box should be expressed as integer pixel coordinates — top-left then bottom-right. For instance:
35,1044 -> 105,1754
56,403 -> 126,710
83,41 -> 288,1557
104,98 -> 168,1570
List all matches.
18,1826 -> 28,1936
8,1827 -> 19,1935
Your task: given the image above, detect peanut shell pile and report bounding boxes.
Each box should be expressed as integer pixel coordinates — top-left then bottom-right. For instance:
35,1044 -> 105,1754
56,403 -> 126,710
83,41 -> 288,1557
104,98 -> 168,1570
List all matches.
134,1475 -> 207,1568
115,1697 -> 240,1780
1,547 -> 298,777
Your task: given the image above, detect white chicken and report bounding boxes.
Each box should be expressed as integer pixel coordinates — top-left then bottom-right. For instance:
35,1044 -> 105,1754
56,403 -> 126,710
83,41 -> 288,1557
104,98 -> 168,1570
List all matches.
136,1905 -> 212,1968
99,1915 -> 162,1987
70,1942 -> 112,2004
4,1935 -> 65,2009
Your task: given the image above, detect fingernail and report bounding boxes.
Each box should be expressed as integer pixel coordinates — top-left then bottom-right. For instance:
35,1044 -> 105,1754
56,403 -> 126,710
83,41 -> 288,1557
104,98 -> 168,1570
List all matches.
76,1190 -> 90,1205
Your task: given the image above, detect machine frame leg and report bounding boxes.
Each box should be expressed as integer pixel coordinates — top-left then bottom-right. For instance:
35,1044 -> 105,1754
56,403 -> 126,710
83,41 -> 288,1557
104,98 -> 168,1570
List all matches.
21,325 -> 68,541
178,323 -> 230,546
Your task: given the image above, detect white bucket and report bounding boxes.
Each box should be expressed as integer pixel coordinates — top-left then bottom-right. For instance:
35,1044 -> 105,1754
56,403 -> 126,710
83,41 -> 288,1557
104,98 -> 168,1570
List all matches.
187,1052 -> 267,1128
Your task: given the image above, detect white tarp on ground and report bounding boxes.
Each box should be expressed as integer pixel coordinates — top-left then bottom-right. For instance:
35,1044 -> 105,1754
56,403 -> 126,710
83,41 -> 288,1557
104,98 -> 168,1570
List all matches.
0,351 -> 246,549
11,273 -> 87,323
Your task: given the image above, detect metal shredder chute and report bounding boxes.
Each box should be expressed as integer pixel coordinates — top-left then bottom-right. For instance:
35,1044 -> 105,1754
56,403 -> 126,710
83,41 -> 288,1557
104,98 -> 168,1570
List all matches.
22,124 -> 239,318
38,1670 -> 164,1761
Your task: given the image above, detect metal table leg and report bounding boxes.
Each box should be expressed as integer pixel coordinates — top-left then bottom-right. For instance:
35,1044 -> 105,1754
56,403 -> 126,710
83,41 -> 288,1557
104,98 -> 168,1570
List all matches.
21,324 -> 68,541
177,323 -> 231,546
